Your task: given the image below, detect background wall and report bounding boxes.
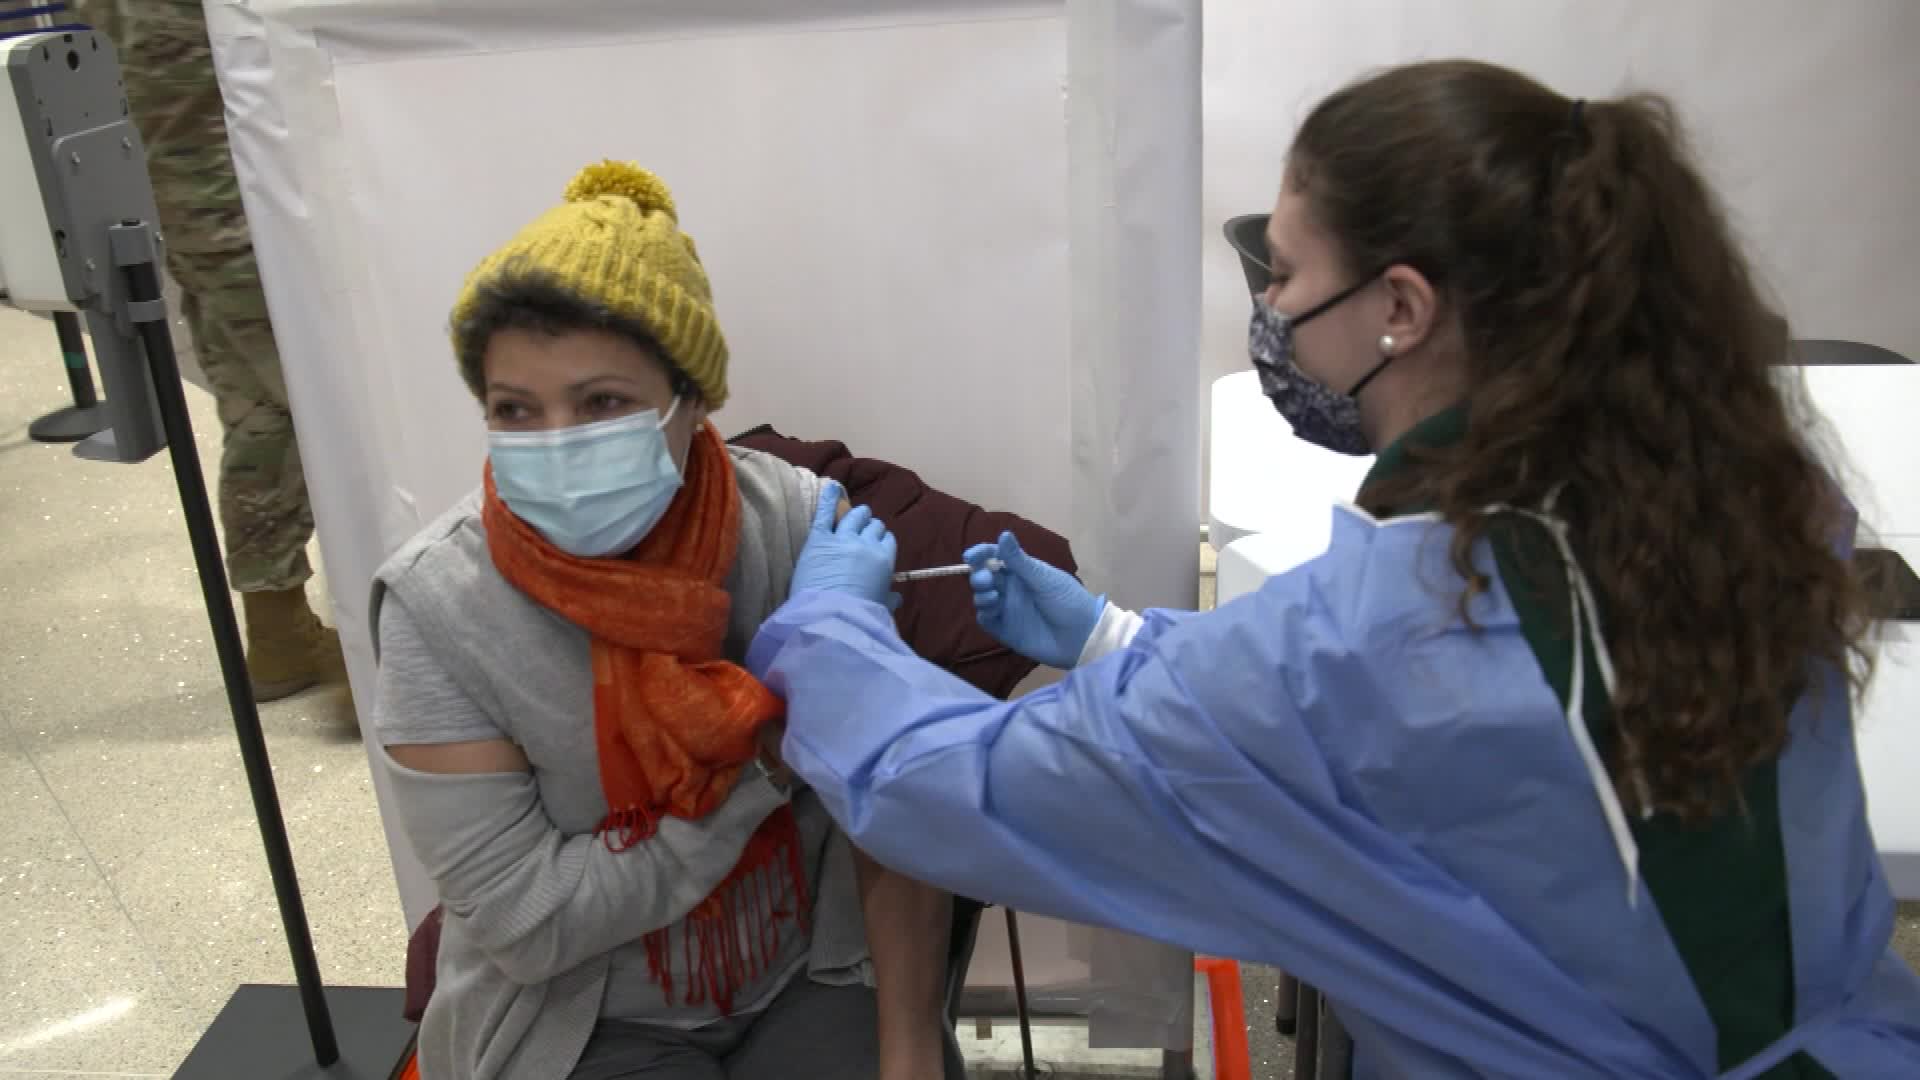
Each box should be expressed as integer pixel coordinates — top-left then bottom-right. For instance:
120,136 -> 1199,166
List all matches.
1198,0 -> 1920,509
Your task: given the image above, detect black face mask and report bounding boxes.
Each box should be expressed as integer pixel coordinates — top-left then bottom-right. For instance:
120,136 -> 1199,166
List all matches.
1247,278 -> 1390,456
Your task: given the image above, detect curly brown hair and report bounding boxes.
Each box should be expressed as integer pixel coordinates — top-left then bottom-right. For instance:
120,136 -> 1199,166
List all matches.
1292,60 -> 1873,822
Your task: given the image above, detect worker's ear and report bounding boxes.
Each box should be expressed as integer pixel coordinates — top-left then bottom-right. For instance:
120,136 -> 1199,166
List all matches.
1379,264 -> 1442,357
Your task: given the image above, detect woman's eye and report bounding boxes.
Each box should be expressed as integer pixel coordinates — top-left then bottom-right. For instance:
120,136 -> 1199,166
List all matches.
490,401 -> 529,423
585,393 -> 629,415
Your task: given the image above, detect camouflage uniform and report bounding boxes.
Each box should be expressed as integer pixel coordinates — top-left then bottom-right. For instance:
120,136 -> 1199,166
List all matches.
74,0 -> 344,704
73,0 -> 312,593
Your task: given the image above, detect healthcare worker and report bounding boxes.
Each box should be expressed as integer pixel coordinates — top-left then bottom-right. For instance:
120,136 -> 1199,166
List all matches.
745,60 -> 1920,1078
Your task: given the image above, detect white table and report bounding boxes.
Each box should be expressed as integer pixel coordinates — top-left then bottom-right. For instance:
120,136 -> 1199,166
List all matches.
1208,371 -> 1372,553
1800,365 -> 1920,899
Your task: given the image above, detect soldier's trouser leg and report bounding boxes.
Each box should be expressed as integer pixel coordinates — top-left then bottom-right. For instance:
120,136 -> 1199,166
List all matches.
171,259 -> 313,594
84,0 -> 344,702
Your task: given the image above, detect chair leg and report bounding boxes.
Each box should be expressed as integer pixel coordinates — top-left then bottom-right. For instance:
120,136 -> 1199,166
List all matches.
945,901 -> 984,1027
1004,909 -> 1038,1079
943,900 -> 984,1080
1294,983 -> 1321,1080
1275,971 -> 1299,1035
1319,999 -> 1354,1080
943,1026 -> 968,1080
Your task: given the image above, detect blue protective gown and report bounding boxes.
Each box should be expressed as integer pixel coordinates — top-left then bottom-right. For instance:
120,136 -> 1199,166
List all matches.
746,503 -> 1920,1078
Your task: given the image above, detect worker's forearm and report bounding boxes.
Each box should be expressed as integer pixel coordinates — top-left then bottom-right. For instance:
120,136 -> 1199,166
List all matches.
855,848 -> 953,1080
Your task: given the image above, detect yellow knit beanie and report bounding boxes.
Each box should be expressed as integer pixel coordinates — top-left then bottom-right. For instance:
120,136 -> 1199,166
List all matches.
450,161 -> 730,407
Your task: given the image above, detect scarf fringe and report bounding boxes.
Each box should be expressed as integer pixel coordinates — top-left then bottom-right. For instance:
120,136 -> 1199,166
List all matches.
597,807 -> 662,853
638,804 -> 809,1015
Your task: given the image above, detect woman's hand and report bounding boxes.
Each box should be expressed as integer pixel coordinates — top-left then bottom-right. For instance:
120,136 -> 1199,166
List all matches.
967,531 -> 1105,669
789,481 -> 901,609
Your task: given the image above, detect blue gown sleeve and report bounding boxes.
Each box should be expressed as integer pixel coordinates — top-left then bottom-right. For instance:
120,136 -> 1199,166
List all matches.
747,558 -> 1703,1080
745,565 -> 1399,964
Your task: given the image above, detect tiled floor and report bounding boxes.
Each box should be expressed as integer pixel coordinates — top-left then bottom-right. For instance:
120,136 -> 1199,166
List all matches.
3,301 -> 1917,1080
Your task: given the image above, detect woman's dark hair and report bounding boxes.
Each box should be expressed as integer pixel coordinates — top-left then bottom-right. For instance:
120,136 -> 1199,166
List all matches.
451,269 -> 698,402
1297,60 -> 1872,821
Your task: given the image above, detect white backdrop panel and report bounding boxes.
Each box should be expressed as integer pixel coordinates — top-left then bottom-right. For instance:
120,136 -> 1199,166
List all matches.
328,15 -> 1072,533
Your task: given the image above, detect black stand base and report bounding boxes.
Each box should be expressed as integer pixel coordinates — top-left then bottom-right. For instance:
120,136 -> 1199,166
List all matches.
28,402 -> 111,442
171,985 -> 414,1080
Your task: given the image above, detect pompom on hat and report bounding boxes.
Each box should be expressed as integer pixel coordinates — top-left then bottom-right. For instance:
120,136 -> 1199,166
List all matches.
451,161 -> 730,406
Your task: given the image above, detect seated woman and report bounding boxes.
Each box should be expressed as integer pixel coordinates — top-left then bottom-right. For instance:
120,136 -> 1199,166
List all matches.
372,161 -> 953,1080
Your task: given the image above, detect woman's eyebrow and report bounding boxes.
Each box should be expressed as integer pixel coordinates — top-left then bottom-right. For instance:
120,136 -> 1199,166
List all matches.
567,375 -> 642,393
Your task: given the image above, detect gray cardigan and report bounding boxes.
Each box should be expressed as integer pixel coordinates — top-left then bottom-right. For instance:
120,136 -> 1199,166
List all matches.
371,448 -> 871,1080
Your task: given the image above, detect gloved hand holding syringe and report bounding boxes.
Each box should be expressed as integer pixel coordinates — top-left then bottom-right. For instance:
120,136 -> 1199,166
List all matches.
894,559 -> 1003,584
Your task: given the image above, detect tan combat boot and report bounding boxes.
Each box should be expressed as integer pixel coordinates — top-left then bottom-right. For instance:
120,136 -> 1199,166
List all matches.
241,586 -> 349,702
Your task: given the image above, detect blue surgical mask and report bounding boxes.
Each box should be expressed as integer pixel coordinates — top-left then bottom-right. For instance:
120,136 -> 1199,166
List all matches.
1248,280 -> 1390,457
489,399 -> 684,557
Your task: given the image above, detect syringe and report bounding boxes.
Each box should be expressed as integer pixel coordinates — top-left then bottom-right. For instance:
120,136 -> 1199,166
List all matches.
894,558 -> 1004,584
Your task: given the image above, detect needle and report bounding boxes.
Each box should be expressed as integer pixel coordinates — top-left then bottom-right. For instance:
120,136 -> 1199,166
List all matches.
894,558 -> 1004,584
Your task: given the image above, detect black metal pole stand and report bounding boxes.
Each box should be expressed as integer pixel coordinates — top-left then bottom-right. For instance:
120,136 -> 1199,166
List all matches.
26,311 -> 111,443
116,231 -> 339,1066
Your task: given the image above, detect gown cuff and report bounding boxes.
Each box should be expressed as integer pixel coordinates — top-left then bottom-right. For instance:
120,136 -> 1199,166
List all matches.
1076,602 -> 1145,667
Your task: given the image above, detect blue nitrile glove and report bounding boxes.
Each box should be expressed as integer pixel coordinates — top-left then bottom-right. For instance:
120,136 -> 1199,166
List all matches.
965,531 -> 1104,669
790,482 -> 900,609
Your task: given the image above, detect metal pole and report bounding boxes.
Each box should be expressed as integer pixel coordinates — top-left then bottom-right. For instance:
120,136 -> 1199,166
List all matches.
52,311 -> 96,407
116,226 -> 339,1066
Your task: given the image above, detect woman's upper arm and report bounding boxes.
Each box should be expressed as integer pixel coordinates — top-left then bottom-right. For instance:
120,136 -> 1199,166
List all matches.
386,739 -> 529,775
373,590 -> 515,757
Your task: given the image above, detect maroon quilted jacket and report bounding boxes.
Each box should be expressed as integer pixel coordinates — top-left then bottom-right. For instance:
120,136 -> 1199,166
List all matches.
728,424 -> 1075,700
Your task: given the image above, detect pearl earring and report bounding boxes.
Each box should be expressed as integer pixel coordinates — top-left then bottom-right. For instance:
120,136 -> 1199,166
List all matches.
1379,334 -> 1396,356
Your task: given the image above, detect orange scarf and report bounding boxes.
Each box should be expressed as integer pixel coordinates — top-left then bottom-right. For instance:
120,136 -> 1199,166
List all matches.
483,422 -> 807,1014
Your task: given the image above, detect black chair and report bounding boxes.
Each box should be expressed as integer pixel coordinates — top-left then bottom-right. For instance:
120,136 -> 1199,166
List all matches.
394,899 -> 985,1080
1224,213 -> 1273,296
944,901 -> 1050,1080
944,897 -> 986,1025
943,898 -> 987,1079
1290,982 -> 1354,1080
1790,338 -> 1913,366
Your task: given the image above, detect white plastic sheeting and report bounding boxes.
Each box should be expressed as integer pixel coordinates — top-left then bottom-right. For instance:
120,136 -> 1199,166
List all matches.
203,0 -> 1200,1049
